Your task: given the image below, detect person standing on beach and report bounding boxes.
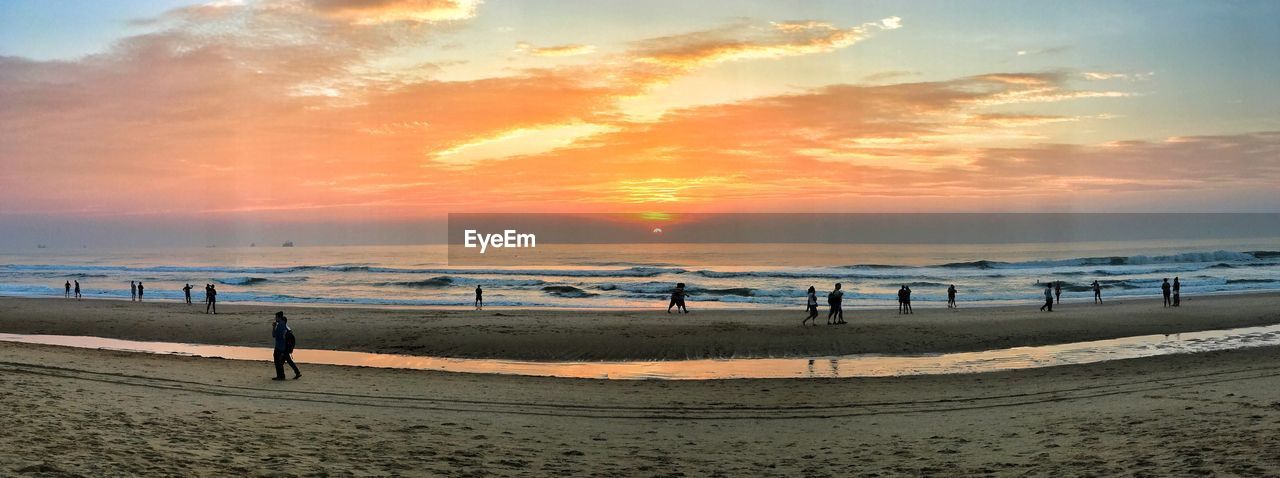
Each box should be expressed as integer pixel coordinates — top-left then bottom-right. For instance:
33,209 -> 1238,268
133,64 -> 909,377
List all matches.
897,286 -> 906,314
1092,280 -> 1102,304
271,312 -> 301,380
130,281 -> 137,301
1040,283 -> 1053,312
137,282 -> 144,301
1161,278 -> 1172,307
903,286 -> 914,314
803,286 -> 819,326
947,284 -> 957,309
827,283 -> 845,325
1173,277 -> 1181,307
183,284 -> 192,305
475,285 -> 483,310
1054,281 -> 1062,305
206,284 -> 218,314
64,281 -> 71,298
73,280 -> 81,300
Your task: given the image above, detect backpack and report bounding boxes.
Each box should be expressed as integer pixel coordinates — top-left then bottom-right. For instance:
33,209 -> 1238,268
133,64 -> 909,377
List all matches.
826,291 -> 836,305
284,329 -> 296,354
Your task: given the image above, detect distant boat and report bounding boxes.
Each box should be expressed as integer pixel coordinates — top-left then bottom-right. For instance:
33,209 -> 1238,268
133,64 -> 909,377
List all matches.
250,242 -> 256,247
36,244 -> 46,249
282,240 -> 294,247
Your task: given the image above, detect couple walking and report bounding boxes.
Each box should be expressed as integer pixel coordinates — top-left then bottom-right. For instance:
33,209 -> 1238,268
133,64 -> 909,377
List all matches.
802,283 -> 847,326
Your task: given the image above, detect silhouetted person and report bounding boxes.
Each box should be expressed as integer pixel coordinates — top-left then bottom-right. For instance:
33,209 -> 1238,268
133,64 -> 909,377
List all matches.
271,312 -> 301,380
64,281 -> 71,298
73,280 -> 81,300
183,283 -> 192,305
1092,280 -> 1102,304
947,284 -> 957,309
1173,277 -> 1181,307
1161,278 -> 1171,307
897,286 -> 906,314
827,283 -> 845,325
137,282 -> 144,301
903,286 -> 913,314
1054,281 -> 1062,305
130,281 -> 137,301
475,285 -> 483,310
666,283 -> 688,314
206,284 -> 218,314
1040,283 -> 1053,312
803,286 -> 819,326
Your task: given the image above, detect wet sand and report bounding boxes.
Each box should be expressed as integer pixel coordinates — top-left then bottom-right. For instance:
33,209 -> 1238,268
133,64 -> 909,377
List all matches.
0,293 -> 1276,360
3,340 -> 1280,476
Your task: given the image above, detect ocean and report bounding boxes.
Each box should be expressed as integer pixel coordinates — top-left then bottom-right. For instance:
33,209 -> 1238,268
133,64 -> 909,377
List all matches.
1,237 -> 1277,309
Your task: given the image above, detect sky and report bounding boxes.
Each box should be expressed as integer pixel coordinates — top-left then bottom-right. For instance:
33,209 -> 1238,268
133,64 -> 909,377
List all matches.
1,0 -> 1278,245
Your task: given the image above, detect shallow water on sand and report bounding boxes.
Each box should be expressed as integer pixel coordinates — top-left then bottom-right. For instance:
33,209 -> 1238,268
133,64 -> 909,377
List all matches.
4,324 -> 1280,380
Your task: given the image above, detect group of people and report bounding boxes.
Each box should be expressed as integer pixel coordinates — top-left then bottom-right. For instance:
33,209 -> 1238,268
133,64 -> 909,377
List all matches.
63,280 -> 81,300
667,283 -> 689,313
129,281 -> 146,301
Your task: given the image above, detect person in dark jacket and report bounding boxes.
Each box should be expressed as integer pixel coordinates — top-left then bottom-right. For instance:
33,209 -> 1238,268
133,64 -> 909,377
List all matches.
272,312 -> 301,380
1161,278 -> 1172,307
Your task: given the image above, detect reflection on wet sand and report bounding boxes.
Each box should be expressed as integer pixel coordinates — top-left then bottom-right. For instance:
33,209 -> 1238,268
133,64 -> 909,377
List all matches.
2,325 -> 1280,380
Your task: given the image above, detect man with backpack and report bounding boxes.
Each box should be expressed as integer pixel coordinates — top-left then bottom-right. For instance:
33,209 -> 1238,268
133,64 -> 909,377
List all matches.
271,311 -> 301,380
827,283 -> 846,325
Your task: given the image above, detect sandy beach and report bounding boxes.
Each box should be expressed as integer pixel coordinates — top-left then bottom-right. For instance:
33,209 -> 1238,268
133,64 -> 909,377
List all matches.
5,337 -> 1280,476
0,294 -> 1276,360
1,294 -> 1279,475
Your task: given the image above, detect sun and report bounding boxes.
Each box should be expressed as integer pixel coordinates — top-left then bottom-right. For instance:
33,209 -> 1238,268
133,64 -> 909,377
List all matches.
652,227 -> 663,235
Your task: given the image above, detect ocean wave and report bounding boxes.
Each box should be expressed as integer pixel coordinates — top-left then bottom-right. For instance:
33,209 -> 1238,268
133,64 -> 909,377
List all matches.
541,285 -> 598,298
1226,279 -> 1278,284
215,277 -> 270,286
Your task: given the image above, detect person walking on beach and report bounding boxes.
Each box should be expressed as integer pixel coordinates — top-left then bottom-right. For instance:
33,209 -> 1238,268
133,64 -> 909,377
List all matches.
64,281 -> 71,298
667,283 -> 688,314
1040,283 -> 1054,312
206,284 -> 218,314
73,280 -> 81,300
897,286 -> 906,314
137,282 -> 144,301
1092,280 -> 1102,304
947,284 -> 957,309
1054,281 -> 1062,305
475,285 -> 483,310
803,286 -> 819,326
1161,278 -> 1172,307
130,281 -> 137,301
1173,277 -> 1181,307
183,283 -> 192,305
271,312 -> 301,381
827,283 -> 845,325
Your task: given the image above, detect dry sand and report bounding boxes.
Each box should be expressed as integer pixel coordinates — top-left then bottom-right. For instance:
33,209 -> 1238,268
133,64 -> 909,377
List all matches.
0,293 -> 1277,360
2,294 -> 1280,476
4,340 -> 1280,476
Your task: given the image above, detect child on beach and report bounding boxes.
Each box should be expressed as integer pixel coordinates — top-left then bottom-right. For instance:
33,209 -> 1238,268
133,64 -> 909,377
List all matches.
803,286 -> 819,326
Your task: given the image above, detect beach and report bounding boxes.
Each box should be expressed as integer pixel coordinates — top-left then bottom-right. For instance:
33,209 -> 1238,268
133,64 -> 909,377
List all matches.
5,332 -> 1280,475
0,293 -> 1276,360
1,294 -> 1279,475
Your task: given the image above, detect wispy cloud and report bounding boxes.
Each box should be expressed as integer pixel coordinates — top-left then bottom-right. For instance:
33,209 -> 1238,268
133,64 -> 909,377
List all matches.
515,42 -> 597,57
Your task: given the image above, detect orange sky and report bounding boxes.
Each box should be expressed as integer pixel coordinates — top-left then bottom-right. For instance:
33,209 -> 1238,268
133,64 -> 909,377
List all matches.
1,0 -> 1278,224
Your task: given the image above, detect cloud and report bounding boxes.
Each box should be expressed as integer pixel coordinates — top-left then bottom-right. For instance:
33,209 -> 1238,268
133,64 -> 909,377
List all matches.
1083,71 -> 1154,81
861,70 -> 921,83
304,0 -> 481,24
515,42 -> 597,57
629,17 -> 902,70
